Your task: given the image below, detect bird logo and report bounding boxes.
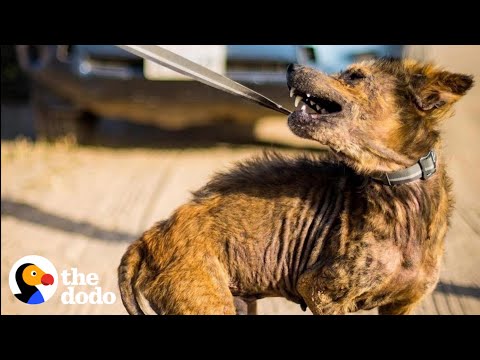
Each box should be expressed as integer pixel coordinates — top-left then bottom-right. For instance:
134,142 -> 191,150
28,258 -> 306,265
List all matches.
9,255 -> 58,305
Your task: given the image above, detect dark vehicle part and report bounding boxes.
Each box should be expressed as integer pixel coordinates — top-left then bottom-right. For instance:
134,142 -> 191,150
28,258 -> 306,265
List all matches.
32,83 -> 98,144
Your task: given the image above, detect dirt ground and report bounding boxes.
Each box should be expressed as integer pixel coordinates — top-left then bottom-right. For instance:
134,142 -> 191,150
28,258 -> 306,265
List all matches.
1,45 -> 479,315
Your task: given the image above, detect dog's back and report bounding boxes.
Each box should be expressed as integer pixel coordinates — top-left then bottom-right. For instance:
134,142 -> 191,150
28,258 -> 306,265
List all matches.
119,154 -> 350,314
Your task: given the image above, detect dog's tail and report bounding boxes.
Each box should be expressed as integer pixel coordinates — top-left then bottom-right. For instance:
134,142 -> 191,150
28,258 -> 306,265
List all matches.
118,241 -> 145,315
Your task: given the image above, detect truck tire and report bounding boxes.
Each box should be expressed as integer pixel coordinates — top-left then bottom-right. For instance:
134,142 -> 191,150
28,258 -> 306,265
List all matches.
31,83 -> 98,144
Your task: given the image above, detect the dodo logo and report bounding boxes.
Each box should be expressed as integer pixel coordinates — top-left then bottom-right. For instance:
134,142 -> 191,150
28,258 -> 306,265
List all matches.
9,255 -> 58,305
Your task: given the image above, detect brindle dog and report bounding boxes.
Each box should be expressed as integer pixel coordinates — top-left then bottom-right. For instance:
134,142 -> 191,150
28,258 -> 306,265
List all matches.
118,58 -> 473,315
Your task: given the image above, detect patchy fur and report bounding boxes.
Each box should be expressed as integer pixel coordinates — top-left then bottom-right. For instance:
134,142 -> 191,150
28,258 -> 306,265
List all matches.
118,58 -> 473,315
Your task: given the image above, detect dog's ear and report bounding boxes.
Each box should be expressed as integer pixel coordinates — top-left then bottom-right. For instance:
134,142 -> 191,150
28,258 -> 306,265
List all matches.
411,71 -> 474,111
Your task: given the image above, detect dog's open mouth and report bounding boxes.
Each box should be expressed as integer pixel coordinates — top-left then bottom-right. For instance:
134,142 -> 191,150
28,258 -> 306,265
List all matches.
289,87 -> 342,116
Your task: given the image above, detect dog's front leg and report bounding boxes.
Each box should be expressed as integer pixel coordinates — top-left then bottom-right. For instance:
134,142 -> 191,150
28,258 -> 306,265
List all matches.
233,297 -> 248,315
247,300 -> 257,315
378,301 -> 418,315
297,265 -> 361,315
233,297 -> 258,315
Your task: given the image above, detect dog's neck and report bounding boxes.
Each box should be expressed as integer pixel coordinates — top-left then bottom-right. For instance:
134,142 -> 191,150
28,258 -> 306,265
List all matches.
329,147 -> 441,187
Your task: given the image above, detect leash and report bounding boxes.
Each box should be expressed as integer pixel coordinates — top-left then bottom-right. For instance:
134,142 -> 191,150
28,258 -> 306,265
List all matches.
116,45 -> 436,187
116,45 -> 292,116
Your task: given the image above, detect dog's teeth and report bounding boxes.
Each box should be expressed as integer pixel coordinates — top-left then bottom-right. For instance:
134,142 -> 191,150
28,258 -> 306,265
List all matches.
301,104 -> 306,112
316,105 -> 321,111
321,108 -> 327,114
306,93 -> 311,98
310,100 -> 315,106
290,88 -> 295,98
295,96 -> 302,107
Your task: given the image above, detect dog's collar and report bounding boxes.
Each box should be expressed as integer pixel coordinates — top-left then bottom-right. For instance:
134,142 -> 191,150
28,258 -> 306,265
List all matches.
371,150 -> 437,186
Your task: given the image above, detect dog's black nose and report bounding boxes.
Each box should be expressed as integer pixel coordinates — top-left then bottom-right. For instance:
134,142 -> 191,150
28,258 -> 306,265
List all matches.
287,63 -> 301,73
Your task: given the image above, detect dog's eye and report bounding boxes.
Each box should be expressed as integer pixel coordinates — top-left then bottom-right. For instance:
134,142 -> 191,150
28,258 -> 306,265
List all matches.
344,70 -> 366,82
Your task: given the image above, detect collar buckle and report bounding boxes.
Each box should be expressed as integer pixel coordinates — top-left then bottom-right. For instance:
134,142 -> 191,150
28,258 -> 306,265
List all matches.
418,150 -> 437,180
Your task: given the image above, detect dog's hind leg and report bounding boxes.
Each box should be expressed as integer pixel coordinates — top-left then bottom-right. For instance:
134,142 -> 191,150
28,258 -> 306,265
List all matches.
144,258 -> 237,315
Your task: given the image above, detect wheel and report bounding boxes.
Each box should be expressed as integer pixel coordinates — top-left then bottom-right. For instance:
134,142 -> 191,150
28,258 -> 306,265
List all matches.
31,83 -> 98,144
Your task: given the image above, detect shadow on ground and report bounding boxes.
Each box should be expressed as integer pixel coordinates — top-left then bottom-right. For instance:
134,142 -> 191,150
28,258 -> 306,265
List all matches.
1,198 -> 135,243
436,281 -> 480,299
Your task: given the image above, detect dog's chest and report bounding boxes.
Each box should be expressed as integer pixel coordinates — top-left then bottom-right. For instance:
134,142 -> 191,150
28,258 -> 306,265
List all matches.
347,181 -> 450,309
